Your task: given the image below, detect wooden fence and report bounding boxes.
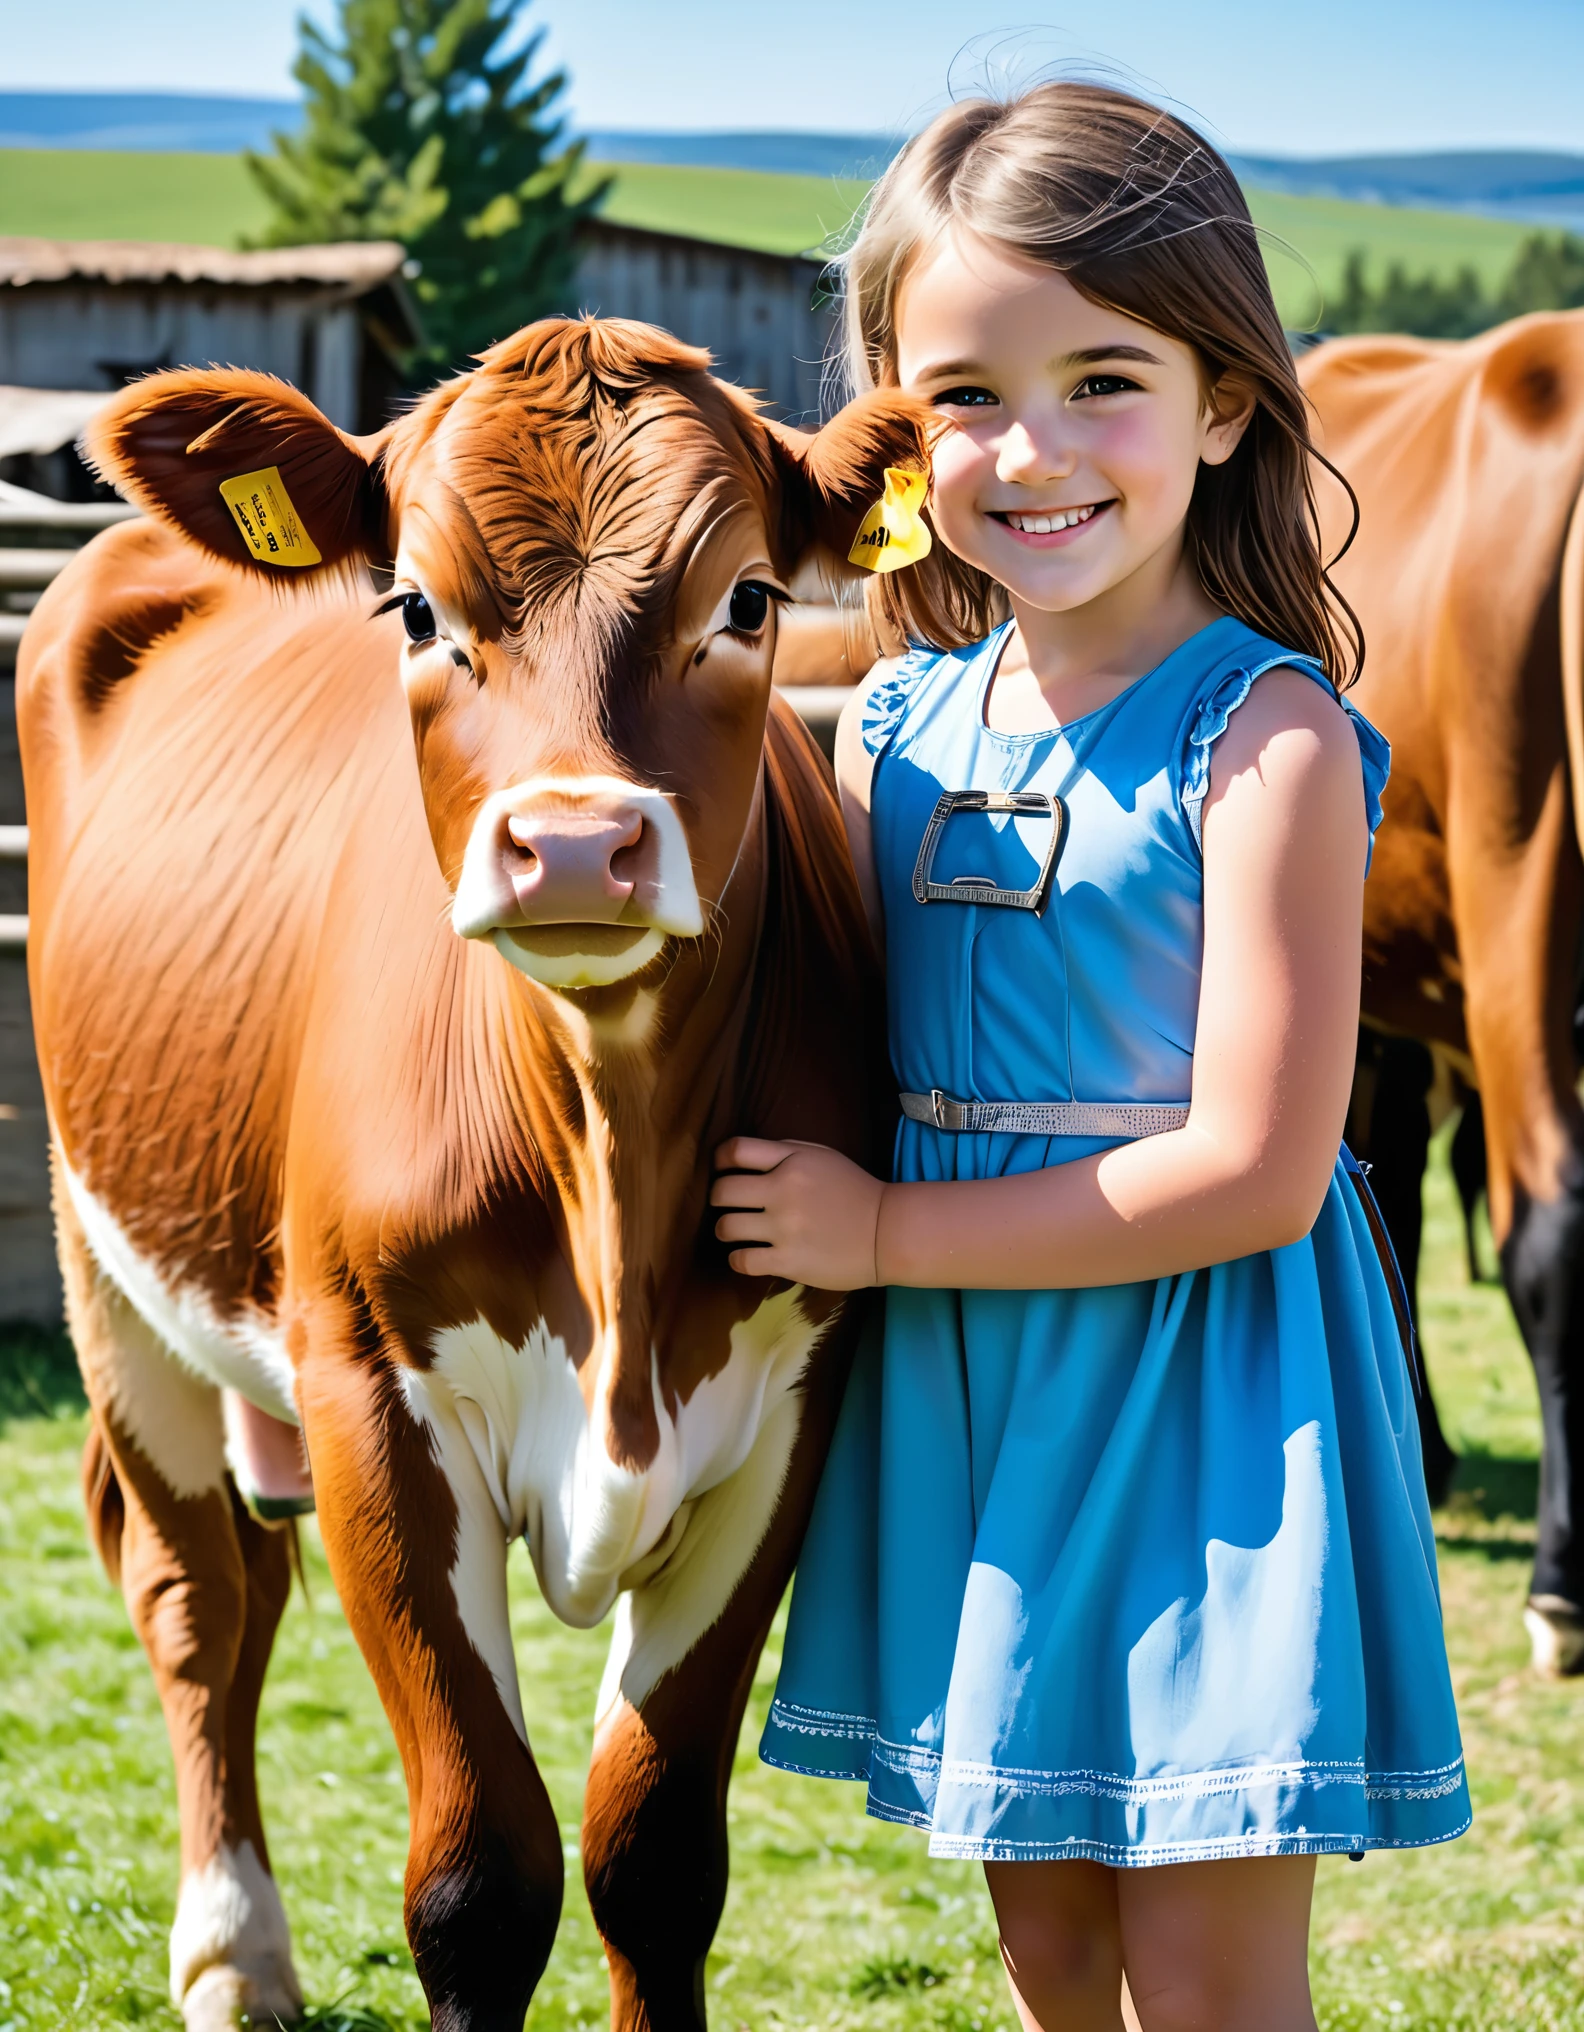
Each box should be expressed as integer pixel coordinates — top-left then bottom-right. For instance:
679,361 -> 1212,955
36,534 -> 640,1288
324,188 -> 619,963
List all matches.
0,516 -> 852,1325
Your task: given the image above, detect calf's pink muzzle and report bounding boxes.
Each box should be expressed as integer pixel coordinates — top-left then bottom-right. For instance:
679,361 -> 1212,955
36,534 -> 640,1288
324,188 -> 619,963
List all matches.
451,776 -> 705,953
503,807 -> 649,924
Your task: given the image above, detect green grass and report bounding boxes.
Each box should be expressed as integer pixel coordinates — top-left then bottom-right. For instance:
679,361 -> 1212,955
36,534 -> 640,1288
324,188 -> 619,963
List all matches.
587,160 -> 872,261
0,1124 -> 1571,2030
0,146 -> 1538,335
0,148 -> 272,246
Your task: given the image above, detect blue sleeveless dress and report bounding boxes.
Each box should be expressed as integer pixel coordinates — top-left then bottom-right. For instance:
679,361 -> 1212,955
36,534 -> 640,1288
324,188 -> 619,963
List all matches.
760,616 -> 1470,1865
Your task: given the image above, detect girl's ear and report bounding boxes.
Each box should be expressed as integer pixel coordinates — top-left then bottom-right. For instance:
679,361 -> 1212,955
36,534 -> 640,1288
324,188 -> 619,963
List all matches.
762,388 -> 936,571
1201,370 -> 1259,469
83,368 -> 390,576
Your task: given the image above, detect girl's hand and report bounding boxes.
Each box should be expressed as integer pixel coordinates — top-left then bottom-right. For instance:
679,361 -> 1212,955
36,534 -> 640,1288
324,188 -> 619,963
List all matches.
711,1139 -> 884,1290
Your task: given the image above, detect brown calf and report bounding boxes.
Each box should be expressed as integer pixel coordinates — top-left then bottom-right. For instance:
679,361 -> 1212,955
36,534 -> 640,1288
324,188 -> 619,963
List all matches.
21,319 -> 920,2029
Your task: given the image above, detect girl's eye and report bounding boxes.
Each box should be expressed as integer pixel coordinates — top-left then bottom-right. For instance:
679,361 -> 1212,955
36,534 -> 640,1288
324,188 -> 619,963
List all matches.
935,386 -> 999,410
402,592 -> 437,643
728,582 -> 773,635
1073,374 -> 1140,400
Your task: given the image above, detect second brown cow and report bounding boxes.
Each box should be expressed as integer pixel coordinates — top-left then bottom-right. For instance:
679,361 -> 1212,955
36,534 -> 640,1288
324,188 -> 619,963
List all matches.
1304,311 -> 1584,1672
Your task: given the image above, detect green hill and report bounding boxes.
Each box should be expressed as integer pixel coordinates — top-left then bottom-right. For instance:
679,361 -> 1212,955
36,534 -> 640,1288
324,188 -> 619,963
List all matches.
590,160 -> 871,261
0,146 -> 270,246
0,145 -> 1538,330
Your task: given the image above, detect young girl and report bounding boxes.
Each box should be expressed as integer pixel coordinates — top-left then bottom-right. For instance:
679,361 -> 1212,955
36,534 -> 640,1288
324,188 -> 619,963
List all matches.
710,82 -> 1468,2032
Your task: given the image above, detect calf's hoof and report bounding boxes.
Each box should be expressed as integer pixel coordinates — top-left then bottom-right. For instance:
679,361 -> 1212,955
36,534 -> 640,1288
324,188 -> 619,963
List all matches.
1524,1594 -> 1584,1675
182,1962 -> 302,2030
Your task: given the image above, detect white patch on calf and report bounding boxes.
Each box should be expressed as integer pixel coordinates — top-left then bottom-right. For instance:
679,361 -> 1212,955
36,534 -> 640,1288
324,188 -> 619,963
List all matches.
596,1313 -> 809,1718
400,1318 -> 644,1635
168,1838 -> 300,2021
71,1247 -> 228,1500
398,1289 -> 824,1726
396,1361 -> 530,1746
62,1159 -> 298,1426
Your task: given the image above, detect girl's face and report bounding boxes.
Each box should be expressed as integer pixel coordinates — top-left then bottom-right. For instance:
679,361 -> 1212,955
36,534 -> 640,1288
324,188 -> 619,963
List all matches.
893,230 -> 1252,616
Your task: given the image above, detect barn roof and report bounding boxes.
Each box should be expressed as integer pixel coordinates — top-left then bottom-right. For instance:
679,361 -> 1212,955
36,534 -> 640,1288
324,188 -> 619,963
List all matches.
0,235 -> 408,293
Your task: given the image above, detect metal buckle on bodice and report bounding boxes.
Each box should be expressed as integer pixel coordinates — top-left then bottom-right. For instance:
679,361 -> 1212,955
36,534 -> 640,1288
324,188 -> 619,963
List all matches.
910,788 -> 1067,913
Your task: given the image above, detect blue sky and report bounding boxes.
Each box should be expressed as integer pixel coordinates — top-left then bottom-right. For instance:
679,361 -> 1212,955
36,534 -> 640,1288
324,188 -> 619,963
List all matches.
4,2 -> 1580,157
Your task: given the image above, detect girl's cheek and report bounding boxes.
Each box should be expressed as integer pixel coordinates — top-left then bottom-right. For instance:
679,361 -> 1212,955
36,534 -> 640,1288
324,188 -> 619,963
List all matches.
1095,411 -> 1202,521
928,432 -> 984,538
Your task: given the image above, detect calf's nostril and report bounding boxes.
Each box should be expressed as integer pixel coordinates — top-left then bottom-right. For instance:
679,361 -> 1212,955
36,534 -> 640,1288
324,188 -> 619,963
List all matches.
609,822 -> 647,887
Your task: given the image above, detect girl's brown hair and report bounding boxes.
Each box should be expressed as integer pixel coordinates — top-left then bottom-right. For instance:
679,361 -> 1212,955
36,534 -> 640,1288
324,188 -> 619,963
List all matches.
841,81 -> 1362,686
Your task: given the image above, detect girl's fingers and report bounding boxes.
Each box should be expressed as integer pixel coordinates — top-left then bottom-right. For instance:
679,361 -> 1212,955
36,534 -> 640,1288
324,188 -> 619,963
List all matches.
710,1170 -> 774,1208
714,1136 -> 795,1174
714,1211 -> 772,1243
728,1245 -> 780,1276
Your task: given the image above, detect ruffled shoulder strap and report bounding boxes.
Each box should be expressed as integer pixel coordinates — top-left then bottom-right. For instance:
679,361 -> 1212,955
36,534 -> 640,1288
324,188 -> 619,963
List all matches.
1181,652 -> 1391,876
860,641 -> 949,761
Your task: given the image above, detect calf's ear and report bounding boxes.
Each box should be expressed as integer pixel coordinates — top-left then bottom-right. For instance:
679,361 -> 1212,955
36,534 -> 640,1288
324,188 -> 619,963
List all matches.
765,387 -> 996,654
766,388 -> 936,569
83,368 -> 388,577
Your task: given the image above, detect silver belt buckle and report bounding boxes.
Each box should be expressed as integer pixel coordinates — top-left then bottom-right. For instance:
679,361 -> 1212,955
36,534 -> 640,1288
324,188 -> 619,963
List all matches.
929,1086 -> 951,1129
911,788 -> 1067,913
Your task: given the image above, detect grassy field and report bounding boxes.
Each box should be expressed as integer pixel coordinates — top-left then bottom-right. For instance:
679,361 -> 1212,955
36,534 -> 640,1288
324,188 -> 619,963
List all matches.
0,1125 -> 1573,2032
0,145 -> 1537,332
589,161 -> 872,261
0,148 -> 272,248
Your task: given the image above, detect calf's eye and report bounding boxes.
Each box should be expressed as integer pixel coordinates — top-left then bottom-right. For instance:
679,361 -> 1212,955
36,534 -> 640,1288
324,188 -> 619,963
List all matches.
728,582 -> 772,635
402,592 -> 437,643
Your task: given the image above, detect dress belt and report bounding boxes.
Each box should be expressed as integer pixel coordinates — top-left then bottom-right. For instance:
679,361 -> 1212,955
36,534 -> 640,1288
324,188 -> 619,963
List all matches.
900,1090 -> 1190,1138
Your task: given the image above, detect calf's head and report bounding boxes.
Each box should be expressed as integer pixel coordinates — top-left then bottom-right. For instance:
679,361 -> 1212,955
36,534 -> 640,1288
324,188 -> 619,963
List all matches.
87,320 -> 929,992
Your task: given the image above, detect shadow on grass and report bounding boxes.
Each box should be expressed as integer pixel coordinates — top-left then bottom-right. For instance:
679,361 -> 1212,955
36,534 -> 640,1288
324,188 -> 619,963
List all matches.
1436,1450 -> 1539,1559
851,1954 -> 950,1998
0,1322 -> 82,1430
300,2012 -> 404,2032
272,2000 -> 405,2032
1448,1452 -> 1538,1520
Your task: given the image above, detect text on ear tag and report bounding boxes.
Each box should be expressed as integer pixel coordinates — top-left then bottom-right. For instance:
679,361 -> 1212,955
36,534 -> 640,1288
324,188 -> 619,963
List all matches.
848,466 -> 932,574
218,467 -> 322,568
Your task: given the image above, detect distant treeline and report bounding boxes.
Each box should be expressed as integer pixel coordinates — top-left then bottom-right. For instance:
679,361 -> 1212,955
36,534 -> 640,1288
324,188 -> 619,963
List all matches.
1325,231 -> 1584,339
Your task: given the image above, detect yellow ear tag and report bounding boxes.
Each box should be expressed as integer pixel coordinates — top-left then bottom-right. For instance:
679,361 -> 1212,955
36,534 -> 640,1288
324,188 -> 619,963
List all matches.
847,466 -> 932,574
217,467 -> 322,569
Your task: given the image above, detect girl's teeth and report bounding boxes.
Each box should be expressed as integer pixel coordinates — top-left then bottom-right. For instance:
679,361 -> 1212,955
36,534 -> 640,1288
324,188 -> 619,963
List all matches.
1006,506 -> 1096,533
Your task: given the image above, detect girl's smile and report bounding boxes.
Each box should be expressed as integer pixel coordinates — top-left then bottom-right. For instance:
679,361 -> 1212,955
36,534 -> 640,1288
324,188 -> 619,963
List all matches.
991,501 -> 1111,543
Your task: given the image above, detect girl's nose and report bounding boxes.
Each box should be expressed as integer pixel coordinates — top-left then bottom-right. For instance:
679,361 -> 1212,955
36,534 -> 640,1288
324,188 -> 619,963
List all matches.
996,418 -> 1076,484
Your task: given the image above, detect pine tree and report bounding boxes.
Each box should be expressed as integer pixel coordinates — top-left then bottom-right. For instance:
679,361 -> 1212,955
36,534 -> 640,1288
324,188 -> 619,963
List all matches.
1498,232 -> 1584,318
246,0 -> 606,371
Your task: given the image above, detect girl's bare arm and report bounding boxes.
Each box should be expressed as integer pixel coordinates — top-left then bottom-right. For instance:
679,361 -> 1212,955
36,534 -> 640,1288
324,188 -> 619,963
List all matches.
714,669 -> 1365,1290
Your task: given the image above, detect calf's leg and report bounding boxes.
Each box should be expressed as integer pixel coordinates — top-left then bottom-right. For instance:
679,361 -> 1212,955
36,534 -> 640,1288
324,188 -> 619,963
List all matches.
60,1200 -> 300,2030
584,1366 -> 845,2031
298,1336 -> 563,2031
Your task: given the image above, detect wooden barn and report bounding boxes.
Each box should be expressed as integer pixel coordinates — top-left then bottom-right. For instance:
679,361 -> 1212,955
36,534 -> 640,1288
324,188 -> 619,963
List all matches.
572,217 -> 837,421
0,236 -> 422,438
